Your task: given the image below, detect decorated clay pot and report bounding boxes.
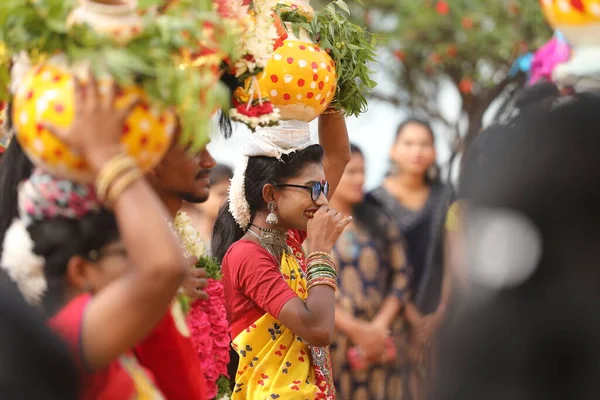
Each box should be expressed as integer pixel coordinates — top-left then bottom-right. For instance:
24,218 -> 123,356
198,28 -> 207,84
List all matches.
541,0 -> 600,88
67,0 -> 143,42
12,61 -> 176,183
256,2 -> 337,122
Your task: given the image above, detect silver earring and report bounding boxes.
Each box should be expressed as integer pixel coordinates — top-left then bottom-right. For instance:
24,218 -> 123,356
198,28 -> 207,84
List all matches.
427,165 -> 438,182
266,201 -> 279,225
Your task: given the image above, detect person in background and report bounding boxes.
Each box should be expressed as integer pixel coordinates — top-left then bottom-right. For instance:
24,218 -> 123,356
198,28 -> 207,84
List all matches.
180,163 -> 233,249
433,93 -> 600,400
328,144 -> 410,400
1,75 -> 187,399
0,143 -> 5,163
368,118 -> 453,398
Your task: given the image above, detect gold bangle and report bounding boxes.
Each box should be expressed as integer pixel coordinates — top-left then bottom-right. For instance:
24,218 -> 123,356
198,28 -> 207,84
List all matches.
321,108 -> 343,115
95,155 -> 138,202
106,167 -> 143,206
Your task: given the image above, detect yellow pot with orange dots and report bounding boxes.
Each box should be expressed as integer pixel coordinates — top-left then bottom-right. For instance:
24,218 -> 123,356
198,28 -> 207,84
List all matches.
12,60 -> 176,183
541,0 -> 600,87
256,1 -> 337,122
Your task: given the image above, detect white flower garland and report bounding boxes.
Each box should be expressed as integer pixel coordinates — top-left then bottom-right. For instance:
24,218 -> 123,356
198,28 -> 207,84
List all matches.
1,220 -> 47,306
173,211 -> 206,258
229,107 -> 281,130
228,156 -> 251,229
234,0 -> 278,78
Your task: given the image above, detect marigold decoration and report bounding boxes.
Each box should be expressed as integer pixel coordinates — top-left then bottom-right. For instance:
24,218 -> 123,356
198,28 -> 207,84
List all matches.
541,0 -> 600,89
0,0 -> 236,183
174,212 -> 232,400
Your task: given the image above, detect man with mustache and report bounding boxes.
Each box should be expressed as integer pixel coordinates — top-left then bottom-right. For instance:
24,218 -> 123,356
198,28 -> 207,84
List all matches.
132,127 -> 218,400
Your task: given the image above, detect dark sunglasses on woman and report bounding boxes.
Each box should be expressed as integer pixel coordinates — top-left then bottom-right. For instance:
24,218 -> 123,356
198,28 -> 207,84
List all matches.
273,180 -> 330,202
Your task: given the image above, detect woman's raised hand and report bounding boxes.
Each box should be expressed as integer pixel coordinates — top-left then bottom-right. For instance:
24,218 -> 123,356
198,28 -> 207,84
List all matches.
306,206 -> 352,255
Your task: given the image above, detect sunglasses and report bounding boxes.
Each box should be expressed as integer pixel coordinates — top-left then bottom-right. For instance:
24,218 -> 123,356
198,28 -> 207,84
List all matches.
274,180 -> 330,202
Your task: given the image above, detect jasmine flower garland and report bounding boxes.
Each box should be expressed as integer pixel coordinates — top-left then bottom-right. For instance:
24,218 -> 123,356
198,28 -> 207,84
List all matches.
174,212 -> 232,400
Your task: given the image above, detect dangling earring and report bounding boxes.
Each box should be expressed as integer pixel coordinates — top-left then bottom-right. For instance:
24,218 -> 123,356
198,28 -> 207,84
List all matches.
427,165 -> 438,182
266,201 -> 279,225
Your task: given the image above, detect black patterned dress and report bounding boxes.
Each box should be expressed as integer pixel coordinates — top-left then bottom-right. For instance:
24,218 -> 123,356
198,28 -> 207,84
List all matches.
330,213 -> 410,400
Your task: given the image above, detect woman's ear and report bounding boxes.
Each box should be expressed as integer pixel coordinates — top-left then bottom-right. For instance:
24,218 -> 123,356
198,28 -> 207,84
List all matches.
262,183 -> 276,204
65,256 -> 91,293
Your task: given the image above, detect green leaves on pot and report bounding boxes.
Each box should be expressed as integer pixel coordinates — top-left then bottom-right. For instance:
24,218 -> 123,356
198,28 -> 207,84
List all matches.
278,0 -> 378,117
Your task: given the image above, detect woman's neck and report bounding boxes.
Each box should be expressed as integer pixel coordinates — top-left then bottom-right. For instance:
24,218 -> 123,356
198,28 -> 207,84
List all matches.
387,171 -> 428,191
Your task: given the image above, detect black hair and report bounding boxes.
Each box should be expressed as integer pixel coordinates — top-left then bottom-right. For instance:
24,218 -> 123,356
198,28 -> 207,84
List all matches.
395,117 -> 435,142
218,71 -> 242,139
0,280 -> 78,399
346,143 -> 393,258
349,143 -> 363,155
212,144 -> 324,263
389,117 -> 440,184
27,210 -> 119,317
209,163 -> 234,186
0,103 -> 34,260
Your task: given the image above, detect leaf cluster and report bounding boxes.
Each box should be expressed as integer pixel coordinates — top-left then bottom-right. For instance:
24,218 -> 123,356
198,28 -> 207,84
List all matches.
277,0 -> 378,117
0,0 -> 235,150
196,255 -> 223,280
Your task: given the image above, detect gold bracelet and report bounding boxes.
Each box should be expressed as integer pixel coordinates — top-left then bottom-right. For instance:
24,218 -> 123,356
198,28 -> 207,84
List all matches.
95,155 -> 138,202
106,167 -> 143,206
321,108 -> 343,115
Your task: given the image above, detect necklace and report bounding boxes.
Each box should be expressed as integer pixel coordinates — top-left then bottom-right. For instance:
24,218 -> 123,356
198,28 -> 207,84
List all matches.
248,224 -> 290,260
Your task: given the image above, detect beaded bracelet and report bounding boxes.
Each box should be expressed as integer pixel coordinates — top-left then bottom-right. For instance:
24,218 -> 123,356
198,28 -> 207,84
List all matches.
306,251 -> 332,261
308,271 -> 337,283
307,277 -> 338,292
307,265 -> 338,277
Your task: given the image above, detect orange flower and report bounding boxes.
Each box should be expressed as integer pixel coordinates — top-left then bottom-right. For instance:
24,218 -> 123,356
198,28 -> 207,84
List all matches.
430,52 -> 442,64
462,17 -> 474,29
394,50 -> 406,62
459,78 -> 473,94
435,1 -> 449,15
447,45 -> 458,58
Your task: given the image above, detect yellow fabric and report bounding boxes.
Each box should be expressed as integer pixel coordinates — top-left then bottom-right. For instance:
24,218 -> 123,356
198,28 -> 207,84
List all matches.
232,252 -> 328,400
445,201 -> 463,233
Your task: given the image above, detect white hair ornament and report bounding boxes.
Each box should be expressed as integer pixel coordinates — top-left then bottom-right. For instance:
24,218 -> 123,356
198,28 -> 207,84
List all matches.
1,220 -> 47,306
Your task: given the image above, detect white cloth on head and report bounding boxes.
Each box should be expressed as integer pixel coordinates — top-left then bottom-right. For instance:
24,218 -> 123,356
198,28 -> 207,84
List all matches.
243,120 -> 311,157
229,121 -> 312,229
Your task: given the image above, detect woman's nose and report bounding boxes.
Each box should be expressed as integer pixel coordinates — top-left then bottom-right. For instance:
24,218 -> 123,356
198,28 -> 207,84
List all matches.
314,191 -> 329,206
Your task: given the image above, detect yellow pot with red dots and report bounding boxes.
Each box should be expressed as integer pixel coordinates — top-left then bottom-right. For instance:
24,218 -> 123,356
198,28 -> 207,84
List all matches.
541,0 -> 600,87
257,27 -> 337,122
12,62 -> 176,183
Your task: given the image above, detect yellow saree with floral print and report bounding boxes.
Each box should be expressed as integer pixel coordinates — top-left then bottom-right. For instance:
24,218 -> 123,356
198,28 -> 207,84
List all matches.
232,252 -> 335,400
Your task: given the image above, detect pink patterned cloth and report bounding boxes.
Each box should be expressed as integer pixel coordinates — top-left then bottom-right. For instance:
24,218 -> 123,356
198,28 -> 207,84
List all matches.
186,278 -> 231,399
529,33 -> 571,85
18,168 -> 101,226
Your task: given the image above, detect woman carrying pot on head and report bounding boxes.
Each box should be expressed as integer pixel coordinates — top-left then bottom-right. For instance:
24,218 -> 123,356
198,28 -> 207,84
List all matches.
1,76 -> 188,399
212,112 -> 352,399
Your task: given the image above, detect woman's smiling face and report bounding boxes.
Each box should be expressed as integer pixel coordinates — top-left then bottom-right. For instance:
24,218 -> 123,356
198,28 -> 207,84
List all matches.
271,162 -> 328,231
